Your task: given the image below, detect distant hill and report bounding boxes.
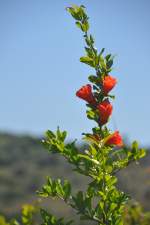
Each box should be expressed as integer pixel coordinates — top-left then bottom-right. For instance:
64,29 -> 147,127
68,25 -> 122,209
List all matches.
0,132 -> 150,219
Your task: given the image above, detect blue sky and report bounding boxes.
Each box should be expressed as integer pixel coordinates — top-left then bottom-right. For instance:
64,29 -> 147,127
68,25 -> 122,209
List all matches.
0,0 -> 150,146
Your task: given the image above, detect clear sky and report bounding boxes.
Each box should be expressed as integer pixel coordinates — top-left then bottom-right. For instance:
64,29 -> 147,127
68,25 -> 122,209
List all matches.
0,0 -> 150,146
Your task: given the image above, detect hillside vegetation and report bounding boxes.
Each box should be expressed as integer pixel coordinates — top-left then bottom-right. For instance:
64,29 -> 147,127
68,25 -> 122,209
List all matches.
0,133 -> 150,219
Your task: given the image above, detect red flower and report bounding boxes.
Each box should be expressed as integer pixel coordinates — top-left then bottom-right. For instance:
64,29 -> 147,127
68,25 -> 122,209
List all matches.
97,99 -> 113,125
76,84 -> 96,105
106,131 -> 123,147
102,75 -> 117,95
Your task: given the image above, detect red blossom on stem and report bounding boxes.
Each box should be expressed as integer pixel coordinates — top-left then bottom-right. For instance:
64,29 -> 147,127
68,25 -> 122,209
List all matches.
106,131 -> 123,147
102,75 -> 117,95
97,99 -> 113,125
76,84 -> 96,105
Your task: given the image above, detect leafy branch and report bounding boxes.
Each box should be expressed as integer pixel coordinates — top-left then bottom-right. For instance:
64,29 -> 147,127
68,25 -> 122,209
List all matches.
38,4 -> 146,225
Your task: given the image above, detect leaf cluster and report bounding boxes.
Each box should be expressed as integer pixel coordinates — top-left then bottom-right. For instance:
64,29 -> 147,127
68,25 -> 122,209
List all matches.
39,128 -> 146,225
41,209 -> 73,225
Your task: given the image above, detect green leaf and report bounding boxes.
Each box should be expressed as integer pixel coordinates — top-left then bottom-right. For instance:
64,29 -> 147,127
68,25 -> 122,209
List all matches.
66,6 -> 82,21
88,75 -> 99,84
66,5 -> 88,25
80,56 -> 95,67
99,48 -> 105,56
86,109 -> 96,120
106,59 -> 113,69
105,54 -> 111,61
85,197 -> 92,211
85,36 -> 91,46
55,179 -> 64,197
40,209 -> 65,225
56,127 -> 67,141
82,134 -> 99,145
110,203 -> 117,211
75,191 -> 84,210
63,180 -> 71,200
132,141 -> 138,150
99,55 -> 106,69
139,148 -> 146,158
75,21 -> 82,30
99,202 -> 104,211
93,85 -> 99,91
22,204 -> 36,225
108,94 -> 115,99
94,203 -> 103,218
82,21 -> 89,32
78,154 -> 100,165
89,144 -> 97,155
85,47 -> 93,58
11,221 -> 20,225
46,130 -> 56,139
90,35 -> 94,44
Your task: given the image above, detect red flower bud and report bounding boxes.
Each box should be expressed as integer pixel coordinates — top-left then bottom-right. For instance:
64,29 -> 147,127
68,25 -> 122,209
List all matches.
76,84 -> 96,105
97,99 -> 113,125
102,75 -> 117,95
106,131 -> 123,147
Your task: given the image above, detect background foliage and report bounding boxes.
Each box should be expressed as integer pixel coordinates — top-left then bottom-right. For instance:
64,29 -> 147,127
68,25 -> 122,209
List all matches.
0,132 -> 150,221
